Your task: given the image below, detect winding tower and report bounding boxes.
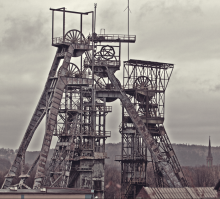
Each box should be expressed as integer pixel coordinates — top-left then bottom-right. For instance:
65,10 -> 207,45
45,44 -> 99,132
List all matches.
117,60 -> 188,198
1,5 -> 188,199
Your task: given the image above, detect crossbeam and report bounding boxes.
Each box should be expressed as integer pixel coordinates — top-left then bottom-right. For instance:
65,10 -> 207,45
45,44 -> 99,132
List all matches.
50,8 -> 92,15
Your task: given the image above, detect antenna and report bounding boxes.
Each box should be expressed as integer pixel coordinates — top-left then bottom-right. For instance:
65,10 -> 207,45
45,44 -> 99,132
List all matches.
94,3 -> 97,33
124,0 -> 131,60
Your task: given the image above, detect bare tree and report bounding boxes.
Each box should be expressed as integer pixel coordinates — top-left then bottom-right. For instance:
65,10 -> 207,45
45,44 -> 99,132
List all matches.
105,164 -> 121,199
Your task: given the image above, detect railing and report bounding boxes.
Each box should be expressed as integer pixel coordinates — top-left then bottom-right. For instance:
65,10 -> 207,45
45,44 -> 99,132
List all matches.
53,129 -> 66,136
95,84 -> 119,90
96,106 -> 112,112
59,104 -> 80,110
119,123 -> 136,132
54,128 -> 111,137
53,34 -> 136,45
92,34 -> 136,42
125,178 -> 146,184
53,36 -> 90,45
81,130 -> 111,137
73,43 -> 92,49
53,128 -> 81,136
84,58 -> 120,67
121,123 -> 135,129
53,37 -> 64,44
115,155 -> 147,161
95,131 -> 111,137
123,84 -> 156,90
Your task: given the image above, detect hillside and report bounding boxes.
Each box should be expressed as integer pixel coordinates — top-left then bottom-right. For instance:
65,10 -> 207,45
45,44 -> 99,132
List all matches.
172,143 -> 220,166
0,148 -> 54,166
0,143 -> 219,167
106,143 -> 220,167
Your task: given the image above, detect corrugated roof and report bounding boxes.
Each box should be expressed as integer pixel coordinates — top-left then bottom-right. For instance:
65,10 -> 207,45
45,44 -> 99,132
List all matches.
188,187 -> 216,199
140,187 -> 217,199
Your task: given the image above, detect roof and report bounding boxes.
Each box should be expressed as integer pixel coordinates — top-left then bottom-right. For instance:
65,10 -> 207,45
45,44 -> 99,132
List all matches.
0,187 -> 94,194
136,187 -> 217,199
124,59 -> 174,68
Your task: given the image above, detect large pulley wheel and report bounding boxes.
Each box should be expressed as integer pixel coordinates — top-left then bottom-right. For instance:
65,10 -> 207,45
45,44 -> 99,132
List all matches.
65,29 -> 85,44
58,63 -> 80,77
95,77 -> 121,89
95,77 -> 121,102
133,76 -> 152,89
133,76 -> 153,102
100,45 -> 115,60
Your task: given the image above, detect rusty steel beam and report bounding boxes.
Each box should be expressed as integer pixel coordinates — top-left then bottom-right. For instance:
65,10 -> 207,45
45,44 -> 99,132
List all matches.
1,48 -> 62,189
50,8 -> 91,15
33,45 -> 75,189
33,43 -> 94,189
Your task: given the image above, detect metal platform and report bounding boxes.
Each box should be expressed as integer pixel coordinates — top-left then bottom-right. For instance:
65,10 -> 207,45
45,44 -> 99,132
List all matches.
91,34 -> 136,43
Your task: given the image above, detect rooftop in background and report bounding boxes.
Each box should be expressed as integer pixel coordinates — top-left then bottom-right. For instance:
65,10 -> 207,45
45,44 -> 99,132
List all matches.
0,187 -> 94,198
136,187 -> 217,199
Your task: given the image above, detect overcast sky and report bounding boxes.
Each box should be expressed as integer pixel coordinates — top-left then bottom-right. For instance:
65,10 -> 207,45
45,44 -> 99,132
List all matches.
0,0 -> 220,151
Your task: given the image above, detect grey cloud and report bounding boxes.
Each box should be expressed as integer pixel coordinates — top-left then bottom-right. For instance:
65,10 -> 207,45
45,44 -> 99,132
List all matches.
164,87 -> 220,145
0,14 -> 50,54
0,12 -> 54,150
210,84 -> 220,91
129,1 -> 220,66
139,0 -> 203,19
0,0 -> 220,151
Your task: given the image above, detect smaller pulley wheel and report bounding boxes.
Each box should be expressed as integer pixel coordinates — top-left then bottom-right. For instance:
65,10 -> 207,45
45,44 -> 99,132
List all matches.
100,45 -> 115,60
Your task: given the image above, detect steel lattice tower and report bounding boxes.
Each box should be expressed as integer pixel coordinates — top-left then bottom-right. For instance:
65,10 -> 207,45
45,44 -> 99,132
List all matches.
1,6 -> 188,199
117,60 -> 188,198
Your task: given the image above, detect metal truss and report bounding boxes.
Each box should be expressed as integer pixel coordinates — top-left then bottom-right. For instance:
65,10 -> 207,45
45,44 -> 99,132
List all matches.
118,60 -> 188,198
